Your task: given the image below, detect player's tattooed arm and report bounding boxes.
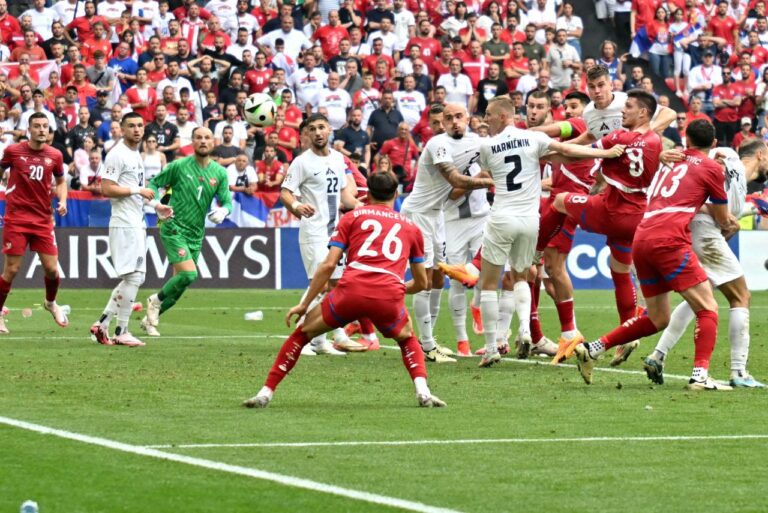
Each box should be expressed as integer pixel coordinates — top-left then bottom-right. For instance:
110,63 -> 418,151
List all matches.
436,162 -> 494,189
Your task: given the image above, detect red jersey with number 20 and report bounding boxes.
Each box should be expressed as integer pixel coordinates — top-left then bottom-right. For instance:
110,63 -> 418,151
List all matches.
635,148 -> 727,245
0,142 -> 64,226
330,204 -> 424,296
595,129 -> 662,214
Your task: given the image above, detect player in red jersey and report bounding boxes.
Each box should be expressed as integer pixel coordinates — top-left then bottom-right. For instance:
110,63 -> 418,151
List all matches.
566,119 -> 740,389
243,171 -> 446,408
0,113 -> 69,332
551,89 -> 663,364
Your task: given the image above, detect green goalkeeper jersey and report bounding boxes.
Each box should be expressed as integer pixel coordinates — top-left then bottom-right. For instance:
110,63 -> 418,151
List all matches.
148,156 -> 232,240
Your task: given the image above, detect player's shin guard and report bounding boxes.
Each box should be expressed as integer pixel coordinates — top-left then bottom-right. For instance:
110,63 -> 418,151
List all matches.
480,290 -> 499,354
497,290 -> 515,341
729,308 -> 749,372
398,335 -> 428,381
600,315 -> 658,351
610,269 -> 637,322
430,288 -> 442,327
413,290 -> 435,350
555,299 -> 576,333
264,328 -> 311,391
693,310 -> 718,369
448,280 -> 468,342
0,276 -> 12,311
527,280 -> 542,341
655,300 -> 695,356
159,270 -> 198,314
44,275 -> 60,303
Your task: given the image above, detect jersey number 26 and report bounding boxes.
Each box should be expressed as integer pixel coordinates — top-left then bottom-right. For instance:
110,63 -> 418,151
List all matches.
358,219 -> 403,261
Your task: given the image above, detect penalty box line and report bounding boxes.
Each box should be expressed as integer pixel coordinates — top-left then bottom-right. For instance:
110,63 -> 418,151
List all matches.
0,415 -> 462,513
146,433 -> 768,450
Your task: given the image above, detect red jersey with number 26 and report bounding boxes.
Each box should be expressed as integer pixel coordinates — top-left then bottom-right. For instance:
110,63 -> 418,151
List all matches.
330,204 -> 424,297
0,142 -> 64,226
595,129 -> 662,214
635,148 -> 727,245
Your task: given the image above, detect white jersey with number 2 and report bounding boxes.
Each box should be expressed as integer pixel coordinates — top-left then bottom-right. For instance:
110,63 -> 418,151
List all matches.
479,125 -> 553,217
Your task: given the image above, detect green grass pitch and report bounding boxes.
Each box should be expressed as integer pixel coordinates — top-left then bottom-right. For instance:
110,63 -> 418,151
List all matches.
1,288 -> 768,513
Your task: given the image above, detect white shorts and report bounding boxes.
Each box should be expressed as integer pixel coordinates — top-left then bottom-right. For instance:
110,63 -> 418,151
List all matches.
690,220 -> 743,287
481,215 -> 538,272
300,239 -> 344,280
402,210 -> 445,268
445,216 -> 485,265
109,227 -> 147,276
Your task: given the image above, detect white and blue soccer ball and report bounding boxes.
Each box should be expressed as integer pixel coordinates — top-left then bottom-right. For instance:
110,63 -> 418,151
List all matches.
243,93 -> 277,128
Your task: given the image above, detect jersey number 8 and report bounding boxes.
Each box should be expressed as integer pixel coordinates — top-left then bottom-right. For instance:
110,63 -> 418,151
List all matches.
358,219 -> 403,261
627,148 -> 644,177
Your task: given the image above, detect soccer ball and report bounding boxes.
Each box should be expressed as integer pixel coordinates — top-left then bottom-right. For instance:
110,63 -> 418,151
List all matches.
243,93 -> 277,127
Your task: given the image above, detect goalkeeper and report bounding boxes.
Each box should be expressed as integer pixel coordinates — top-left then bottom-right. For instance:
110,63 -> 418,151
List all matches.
140,127 -> 232,337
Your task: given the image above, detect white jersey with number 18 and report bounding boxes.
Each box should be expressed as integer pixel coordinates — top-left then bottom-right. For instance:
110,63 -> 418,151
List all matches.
479,125 -> 553,217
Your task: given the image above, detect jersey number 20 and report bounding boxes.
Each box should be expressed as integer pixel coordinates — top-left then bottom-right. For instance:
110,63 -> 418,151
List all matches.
504,154 -> 522,191
358,219 -> 403,261
29,165 -> 44,181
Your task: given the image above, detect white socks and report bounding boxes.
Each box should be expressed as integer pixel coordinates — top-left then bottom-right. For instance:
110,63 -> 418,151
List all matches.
480,290 -> 499,354
413,376 -> 430,396
497,290 -> 515,342
449,280 -> 468,341
512,281 -> 531,335
115,280 -> 140,334
430,288 -> 442,326
654,300 -> 696,356
100,283 -> 121,328
729,307 -> 749,372
413,290 -> 435,351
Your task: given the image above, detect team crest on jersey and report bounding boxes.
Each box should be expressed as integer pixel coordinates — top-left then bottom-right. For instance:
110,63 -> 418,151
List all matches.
44,158 -> 52,166
178,248 -> 187,257
325,168 -> 334,176
600,122 -> 609,132
4,242 -> 10,250
209,178 -> 217,187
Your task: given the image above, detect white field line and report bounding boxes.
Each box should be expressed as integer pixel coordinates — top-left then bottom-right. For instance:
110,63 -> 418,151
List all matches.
0,334 -> 287,341
0,416 -> 462,513
10,305 -> 768,312
145,433 -> 768,450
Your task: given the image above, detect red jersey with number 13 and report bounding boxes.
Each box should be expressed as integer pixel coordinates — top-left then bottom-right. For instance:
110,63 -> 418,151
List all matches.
329,204 -> 424,297
0,142 -> 64,226
635,148 -> 727,244
595,129 -> 662,214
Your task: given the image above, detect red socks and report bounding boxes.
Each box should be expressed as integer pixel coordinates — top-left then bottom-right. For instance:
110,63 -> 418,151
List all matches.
556,299 -> 576,332
529,279 -> 544,342
693,310 -> 718,369
610,270 -> 637,323
0,276 -> 11,311
44,275 -> 60,303
600,315 -> 658,349
264,329 -> 310,391
359,318 -> 376,335
398,335 -> 427,381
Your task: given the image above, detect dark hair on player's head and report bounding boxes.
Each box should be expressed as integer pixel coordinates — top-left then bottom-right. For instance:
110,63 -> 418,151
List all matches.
627,89 -> 657,118
301,113 -> 330,132
565,91 -> 590,105
367,170 -> 399,201
686,119 -> 716,149
28,112 -> 49,124
528,90 -> 551,105
586,64 -> 610,82
428,103 -> 445,115
121,111 -> 143,126
738,137 -> 767,158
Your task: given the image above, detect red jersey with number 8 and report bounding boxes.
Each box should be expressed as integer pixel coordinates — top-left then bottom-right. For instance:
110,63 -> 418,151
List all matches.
0,142 -> 64,226
595,129 -> 662,214
635,148 -> 727,244
329,204 -> 424,296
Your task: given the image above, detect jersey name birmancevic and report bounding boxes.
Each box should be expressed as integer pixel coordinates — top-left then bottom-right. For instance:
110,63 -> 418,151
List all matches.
102,140 -> 146,228
479,125 -> 553,217
401,132 -> 481,215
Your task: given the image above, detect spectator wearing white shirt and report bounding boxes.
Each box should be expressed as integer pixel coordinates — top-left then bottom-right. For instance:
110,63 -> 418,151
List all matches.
205,0 -> 238,35
392,0 -> 416,52
288,54 -> 328,110
257,16 -> 313,60
227,27 -> 259,62
213,104 -> 249,150
22,0 -> 58,40
151,0 -> 174,38
174,106 -> 199,148
556,2 -> 583,56
687,50 -> 723,117
155,60 -> 194,100
229,0 -> 260,40
132,0 -> 159,38
367,19 -> 399,57
227,153 -> 259,197
393,75 -> 427,128
308,72 -> 352,130
437,58 -> 474,108
516,58 -> 543,97
547,29 -> 580,90
526,0 -> 557,45
53,0 -> 80,26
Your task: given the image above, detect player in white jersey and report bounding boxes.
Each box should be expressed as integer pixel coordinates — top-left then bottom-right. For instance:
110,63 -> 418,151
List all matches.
400,103 -> 495,363
644,140 -> 768,388
476,97 -> 625,367
281,114 -> 362,355
90,113 -> 172,347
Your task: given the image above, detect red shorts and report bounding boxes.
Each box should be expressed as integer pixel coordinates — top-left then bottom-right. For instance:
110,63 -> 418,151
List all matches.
536,196 -> 566,252
2,223 -> 58,256
321,285 -> 410,338
547,216 -> 577,254
563,192 -> 640,265
632,239 -> 708,298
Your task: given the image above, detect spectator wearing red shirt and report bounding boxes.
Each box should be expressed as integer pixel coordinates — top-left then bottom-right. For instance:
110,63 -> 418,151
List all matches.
174,0 -> 212,21
713,68 -> 742,146
459,12 -> 488,46
256,146 -> 285,192
264,114 -> 299,157
279,89 -> 303,131
683,96 -> 713,132
0,2 -> 20,47
463,40 -> 491,89
630,0 -> 659,35
67,64 -> 97,105
503,42 -> 529,90
244,53 -> 273,93
362,39 -> 395,73
198,18 -> 232,53
406,19 -> 442,68
708,0 -> 739,50
743,31 -> 768,68
500,16 -> 526,45
125,69 -> 158,124
379,122 -> 419,189
449,37 -> 470,62
550,90 -> 566,121
250,1 -> 277,28
736,62 -> 758,122
732,117 -> 759,148
371,59 -> 397,91
10,30 -> 46,62
312,10 -> 350,62
66,1 -> 109,43
431,46 -> 453,83
81,22 -> 112,65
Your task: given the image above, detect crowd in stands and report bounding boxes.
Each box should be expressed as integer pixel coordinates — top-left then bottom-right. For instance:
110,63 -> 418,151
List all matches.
0,0 -> 766,199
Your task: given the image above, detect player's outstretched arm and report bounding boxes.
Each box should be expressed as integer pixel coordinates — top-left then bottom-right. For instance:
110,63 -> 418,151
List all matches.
436,162 -> 494,190
147,160 -> 178,198
405,262 -> 428,295
101,178 -> 156,201
340,181 -> 362,210
549,141 -> 626,160
650,106 -> 677,134
286,246 -> 344,326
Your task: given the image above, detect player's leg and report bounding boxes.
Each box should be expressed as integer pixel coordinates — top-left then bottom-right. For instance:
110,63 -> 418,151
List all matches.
111,271 -> 146,346
0,248 -> 24,334
445,218 -> 471,356
495,271 -> 515,354
644,299 -> 696,383
606,243 -> 644,366
539,246 -> 572,357
526,264 -> 543,348
38,252 -> 68,327
244,301 -> 335,408
719,277 -> 763,387
478,259 -> 504,367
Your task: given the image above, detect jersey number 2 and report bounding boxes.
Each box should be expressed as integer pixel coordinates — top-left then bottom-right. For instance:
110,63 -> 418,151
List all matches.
358,219 -> 403,261
504,154 -> 522,191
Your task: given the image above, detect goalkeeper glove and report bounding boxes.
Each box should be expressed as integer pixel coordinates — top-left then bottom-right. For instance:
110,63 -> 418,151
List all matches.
207,207 -> 229,224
